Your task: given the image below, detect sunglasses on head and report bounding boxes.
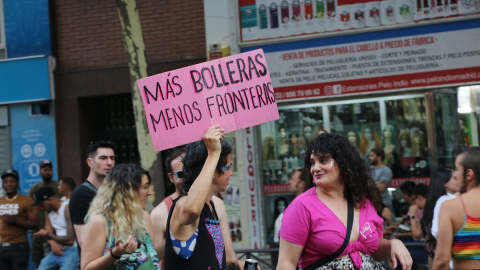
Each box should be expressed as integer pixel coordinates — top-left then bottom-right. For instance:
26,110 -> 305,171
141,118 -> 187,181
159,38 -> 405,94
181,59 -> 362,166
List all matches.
173,170 -> 183,179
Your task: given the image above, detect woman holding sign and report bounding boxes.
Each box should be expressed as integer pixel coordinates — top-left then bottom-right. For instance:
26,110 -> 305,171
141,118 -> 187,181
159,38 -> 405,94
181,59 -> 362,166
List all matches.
164,126 -> 255,270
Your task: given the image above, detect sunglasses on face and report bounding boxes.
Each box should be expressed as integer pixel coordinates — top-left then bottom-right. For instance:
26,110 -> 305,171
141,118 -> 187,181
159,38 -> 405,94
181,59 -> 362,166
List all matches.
221,165 -> 232,172
173,170 -> 183,179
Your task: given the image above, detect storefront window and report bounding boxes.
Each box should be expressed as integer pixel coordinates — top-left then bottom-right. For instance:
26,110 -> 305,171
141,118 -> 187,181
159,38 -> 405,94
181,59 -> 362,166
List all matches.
258,90 -> 471,246
385,97 -> 429,179
260,105 -> 323,245
327,102 -> 381,164
435,89 -> 464,168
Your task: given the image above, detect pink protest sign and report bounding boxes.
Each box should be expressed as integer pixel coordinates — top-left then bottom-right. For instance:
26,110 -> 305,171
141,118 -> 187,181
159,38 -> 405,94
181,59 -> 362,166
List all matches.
137,49 -> 279,152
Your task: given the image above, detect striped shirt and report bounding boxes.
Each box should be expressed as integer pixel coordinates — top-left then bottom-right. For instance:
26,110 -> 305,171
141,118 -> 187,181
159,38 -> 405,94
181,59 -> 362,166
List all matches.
452,196 -> 480,260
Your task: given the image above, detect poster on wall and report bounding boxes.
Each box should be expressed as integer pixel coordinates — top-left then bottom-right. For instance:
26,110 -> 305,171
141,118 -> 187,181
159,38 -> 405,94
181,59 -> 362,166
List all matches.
218,135 -> 245,249
10,104 -> 58,195
243,127 -> 263,249
239,0 -> 480,42
249,19 -> 480,100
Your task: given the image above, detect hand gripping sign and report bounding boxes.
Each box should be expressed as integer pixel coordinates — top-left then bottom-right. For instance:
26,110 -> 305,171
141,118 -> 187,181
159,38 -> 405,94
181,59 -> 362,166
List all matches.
137,49 -> 279,152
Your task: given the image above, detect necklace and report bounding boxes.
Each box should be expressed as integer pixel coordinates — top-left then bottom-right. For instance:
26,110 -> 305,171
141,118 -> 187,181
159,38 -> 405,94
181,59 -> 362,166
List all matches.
5,193 -> 19,201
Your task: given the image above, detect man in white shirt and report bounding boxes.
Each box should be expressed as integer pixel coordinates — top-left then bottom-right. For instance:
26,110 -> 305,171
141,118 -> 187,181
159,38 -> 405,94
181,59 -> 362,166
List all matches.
33,186 -> 79,270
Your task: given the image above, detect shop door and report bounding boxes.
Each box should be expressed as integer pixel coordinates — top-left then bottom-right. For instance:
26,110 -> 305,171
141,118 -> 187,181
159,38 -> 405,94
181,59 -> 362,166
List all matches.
91,94 -> 140,164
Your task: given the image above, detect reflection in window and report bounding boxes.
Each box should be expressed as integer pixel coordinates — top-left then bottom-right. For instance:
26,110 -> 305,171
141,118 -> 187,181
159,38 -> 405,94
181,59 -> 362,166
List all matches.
435,90 -> 463,168
328,102 -> 381,163
385,98 -> 428,178
260,106 -> 323,185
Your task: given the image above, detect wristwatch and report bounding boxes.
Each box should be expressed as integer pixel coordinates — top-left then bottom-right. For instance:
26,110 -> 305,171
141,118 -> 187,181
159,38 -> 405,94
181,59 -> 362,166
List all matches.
45,233 -> 51,240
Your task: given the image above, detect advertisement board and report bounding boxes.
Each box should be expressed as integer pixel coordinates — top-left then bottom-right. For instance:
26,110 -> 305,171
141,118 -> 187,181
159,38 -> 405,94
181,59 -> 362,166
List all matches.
10,104 -> 57,195
239,0 -> 480,42
243,19 -> 480,100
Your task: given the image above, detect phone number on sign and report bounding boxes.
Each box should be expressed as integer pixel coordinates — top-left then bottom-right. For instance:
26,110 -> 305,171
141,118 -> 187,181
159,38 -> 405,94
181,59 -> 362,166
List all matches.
275,88 -> 321,99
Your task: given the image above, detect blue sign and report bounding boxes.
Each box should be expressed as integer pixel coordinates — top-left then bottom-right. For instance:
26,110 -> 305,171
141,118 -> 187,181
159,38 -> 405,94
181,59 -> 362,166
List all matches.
4,0 -> 52,58
10,104 -> 57,195
0,56 -> 53,104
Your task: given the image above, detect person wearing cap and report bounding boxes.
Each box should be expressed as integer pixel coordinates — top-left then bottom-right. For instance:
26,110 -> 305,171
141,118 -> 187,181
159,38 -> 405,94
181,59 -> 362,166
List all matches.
69,140 -> 116,255
0,169 -> 39,270
32,186 -> 79,270
28,159 -> 60,268
28,159 -> 58,199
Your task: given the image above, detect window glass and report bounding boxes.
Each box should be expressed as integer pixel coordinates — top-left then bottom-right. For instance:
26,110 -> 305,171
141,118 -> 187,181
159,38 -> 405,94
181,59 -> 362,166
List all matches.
385,98 -> 429,178
260,106 -> 323,185
435,89 -> 463,168
259,106 -> 323,246
258,90 -> 474,246
327,102 -> 381,164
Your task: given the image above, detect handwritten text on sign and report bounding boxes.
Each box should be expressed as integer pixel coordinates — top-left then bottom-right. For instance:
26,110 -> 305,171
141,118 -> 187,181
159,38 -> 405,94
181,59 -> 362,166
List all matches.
137,49 -> 279,152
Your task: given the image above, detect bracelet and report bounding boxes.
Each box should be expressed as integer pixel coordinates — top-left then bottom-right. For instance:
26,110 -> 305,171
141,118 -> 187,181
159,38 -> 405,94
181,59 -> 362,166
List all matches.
110,249 -> 121,260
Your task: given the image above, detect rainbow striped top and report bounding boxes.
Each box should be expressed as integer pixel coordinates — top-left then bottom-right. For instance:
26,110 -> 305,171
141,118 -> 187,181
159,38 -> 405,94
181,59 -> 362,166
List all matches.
452,196 -> 480,260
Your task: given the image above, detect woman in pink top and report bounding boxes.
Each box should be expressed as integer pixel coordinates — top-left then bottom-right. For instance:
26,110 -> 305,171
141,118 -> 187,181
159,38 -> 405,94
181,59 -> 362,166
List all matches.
278,133 -> 412,270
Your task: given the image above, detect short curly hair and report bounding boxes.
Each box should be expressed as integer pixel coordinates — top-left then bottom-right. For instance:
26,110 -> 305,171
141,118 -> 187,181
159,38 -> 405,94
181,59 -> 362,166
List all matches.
182,140 -> 234,192
304,133 -> 381,209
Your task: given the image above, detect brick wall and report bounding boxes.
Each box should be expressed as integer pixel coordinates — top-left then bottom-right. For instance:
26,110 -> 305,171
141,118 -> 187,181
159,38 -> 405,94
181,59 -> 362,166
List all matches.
53,0 -> 207,188
53,0 -> 207,71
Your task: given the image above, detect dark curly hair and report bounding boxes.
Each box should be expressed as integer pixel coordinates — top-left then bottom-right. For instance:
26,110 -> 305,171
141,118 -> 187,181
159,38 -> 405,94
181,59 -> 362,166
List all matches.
182,140 -> 234,192
303,133 -> 381,210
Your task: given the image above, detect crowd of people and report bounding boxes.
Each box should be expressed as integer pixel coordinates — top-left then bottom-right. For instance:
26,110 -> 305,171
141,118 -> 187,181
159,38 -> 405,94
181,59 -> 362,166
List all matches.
1,125 -> 479,270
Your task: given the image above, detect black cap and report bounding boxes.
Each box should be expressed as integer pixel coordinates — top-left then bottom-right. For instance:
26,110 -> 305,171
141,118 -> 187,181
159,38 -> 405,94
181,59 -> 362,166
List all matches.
40,160 -> 53,168
1,169 -> 19,180
32,186 -> 55,206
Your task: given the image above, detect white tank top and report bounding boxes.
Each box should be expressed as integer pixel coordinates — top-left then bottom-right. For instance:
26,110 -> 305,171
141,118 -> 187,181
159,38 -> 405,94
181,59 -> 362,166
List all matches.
48,200 -> 69,237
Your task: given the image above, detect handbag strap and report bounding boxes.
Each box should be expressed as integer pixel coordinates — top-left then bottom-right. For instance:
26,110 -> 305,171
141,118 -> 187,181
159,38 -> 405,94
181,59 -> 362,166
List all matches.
303,199 -> 354,270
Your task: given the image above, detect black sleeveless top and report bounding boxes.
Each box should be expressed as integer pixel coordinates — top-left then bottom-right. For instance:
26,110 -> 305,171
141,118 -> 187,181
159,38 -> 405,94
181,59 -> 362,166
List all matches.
164,194 -> 227,270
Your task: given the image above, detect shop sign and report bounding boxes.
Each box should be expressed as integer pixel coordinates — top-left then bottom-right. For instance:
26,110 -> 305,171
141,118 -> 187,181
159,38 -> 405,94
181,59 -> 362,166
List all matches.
10,104 -> 57,195
258,20 -> 480,100
0,56 -> 54,104
137,49 -> 279,151
390,177 -> 430,188
263,183 -> 290,194
239,0 -> 480,42
244,127 -> 262,249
